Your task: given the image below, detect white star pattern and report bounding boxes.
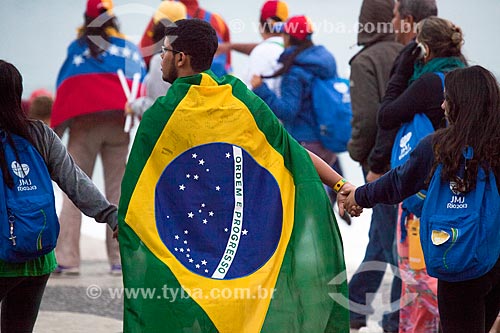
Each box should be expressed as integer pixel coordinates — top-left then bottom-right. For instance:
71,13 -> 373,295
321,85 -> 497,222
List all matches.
179,184 -> 186,191
199,159 -> 205,165
108,45 -> 120,56
194,175 -> 199,180
205,269 -> 209,273
186,174 -> 191,178
184,230 -> 188,234
242,229 -> 248,236
189,258 -> 194,263
192,153 -> 197,159
180,248 -> 184,253
175,235 -> 179,240
209,211 -> 214,217
122,46 -> 132,58
201,203 -> 206,208
206,169 -> 210,172
132,52 -> 141,62
195,264 -> 200,269
174,247 -> 178,251
201,260 -> 207,265
188,212 -> 194,218
203,219 -> 208,224
215,186 -> 221,191
72,55 -> 84,66
198,209 -> 202,213
187,248 -> 190,252
186,254 -> 190,258
83,49 -> 90,57
224,228 -> 228,232
226,152 -> 231,158
183,240 -> 188,244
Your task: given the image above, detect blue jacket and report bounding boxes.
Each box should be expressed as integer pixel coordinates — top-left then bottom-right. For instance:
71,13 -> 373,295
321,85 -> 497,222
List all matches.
253,45 -> 337,142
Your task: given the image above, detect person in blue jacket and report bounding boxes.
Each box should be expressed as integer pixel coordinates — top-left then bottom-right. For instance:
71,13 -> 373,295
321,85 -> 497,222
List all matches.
250,15 -> 351,223
251,15 -> 337,167
343,65 -> 500,333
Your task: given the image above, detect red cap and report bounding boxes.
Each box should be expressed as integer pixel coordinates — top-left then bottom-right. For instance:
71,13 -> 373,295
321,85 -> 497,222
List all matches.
260,1 -> 289,22
86,0 -> 114,19
29,89 -> 53,104
284,15 -> 314,41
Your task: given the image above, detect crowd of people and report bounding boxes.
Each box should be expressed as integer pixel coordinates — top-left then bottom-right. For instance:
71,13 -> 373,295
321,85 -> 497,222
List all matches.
0,0 -> 499,332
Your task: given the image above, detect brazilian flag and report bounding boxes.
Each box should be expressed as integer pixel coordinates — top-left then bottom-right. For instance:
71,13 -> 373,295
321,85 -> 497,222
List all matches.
118,71 -> 348,332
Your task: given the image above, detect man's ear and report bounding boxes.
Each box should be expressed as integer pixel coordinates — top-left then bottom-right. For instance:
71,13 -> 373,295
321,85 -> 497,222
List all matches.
176,52 -> 188,68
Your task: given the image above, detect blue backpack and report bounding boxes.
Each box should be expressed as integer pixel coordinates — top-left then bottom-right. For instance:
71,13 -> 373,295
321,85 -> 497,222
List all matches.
0,130 -> 59,263
420,147 -> 500,282
311,76 -> 352,153
391,72 -> 445,225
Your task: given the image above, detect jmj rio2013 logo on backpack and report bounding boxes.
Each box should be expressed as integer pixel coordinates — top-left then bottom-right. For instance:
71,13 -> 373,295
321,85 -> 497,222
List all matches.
448,180 -> 467,209
11,161 -> 38,191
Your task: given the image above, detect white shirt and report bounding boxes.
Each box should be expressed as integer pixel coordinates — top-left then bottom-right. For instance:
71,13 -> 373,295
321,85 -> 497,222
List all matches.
245,36 -> 284,96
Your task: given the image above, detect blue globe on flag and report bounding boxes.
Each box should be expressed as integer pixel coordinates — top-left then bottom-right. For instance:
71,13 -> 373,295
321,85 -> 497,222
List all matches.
155,143 -> 283,280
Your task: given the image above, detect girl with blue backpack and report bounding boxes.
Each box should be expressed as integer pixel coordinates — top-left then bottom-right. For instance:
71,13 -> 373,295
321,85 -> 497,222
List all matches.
0,60 -> 118,332
343,65 -> 500,333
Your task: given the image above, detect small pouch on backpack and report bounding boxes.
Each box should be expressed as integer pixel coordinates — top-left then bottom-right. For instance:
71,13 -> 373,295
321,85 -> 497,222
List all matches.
407,216 -> 426,271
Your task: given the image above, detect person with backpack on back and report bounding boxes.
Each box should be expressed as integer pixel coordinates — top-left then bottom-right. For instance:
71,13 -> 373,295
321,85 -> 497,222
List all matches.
250,15 -> 352,222
0,60 -> 118,332
367,15 -> 466,333
342,65 -> 500,333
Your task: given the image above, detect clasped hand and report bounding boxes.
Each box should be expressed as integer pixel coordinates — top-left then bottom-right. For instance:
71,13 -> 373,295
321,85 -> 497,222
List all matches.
337,183 -> 363,218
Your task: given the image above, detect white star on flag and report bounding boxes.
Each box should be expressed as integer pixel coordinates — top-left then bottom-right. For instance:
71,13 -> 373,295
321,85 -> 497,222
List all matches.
215,186 -> 221,191
194,175 -> 199,180
179,184 -> 186,191
201,260 -> 207,265
175,235 -> 179,240
188,212 -> 194,218
108,45 -> 120,56
203,219 -> 208,224
199,159 -> 205,165
184,230 -> 188,234
73,55 -> 85,66
242,229 -> 248,236
192,153 -> 197,159
209,211 -> 214,217
122,46 -> 132,58
186,174 -> 191,178
132,52 -> 141,62
195,264 -> 200,269
226,153 -> 231,158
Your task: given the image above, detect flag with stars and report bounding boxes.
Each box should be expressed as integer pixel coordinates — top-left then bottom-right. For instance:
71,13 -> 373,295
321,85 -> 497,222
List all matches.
51,29 -> 146,128
118,71 -> 348,332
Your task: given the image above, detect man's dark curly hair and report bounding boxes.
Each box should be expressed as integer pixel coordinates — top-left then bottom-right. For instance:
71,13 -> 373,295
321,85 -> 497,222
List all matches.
165,19 -> 218,72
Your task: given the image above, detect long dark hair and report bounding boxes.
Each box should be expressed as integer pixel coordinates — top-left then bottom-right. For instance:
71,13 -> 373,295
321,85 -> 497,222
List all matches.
0,60 -> 33,188
262,36 -> 313,79
78,14 -> 120,58
431,65 -> 500,191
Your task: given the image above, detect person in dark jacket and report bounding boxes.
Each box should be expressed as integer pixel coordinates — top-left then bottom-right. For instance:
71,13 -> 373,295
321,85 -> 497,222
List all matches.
343,65 -> 500,333
347,0 -> 403,331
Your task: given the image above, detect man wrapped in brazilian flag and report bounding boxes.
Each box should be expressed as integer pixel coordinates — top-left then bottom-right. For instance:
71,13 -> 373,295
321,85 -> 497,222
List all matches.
118,18 -> 351,332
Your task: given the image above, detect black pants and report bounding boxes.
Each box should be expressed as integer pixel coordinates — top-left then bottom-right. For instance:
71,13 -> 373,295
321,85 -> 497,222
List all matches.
438,257 -> 500,333
0,274 -> 50,332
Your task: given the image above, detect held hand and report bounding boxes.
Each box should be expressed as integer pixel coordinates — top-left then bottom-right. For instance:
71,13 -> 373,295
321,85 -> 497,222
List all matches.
124,102 -> 134,115
250,75 -> 263,89
366,171 -> 383,183
336,182 -> 354,217
343,190 -> 363,217
112,226 -> 119,240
